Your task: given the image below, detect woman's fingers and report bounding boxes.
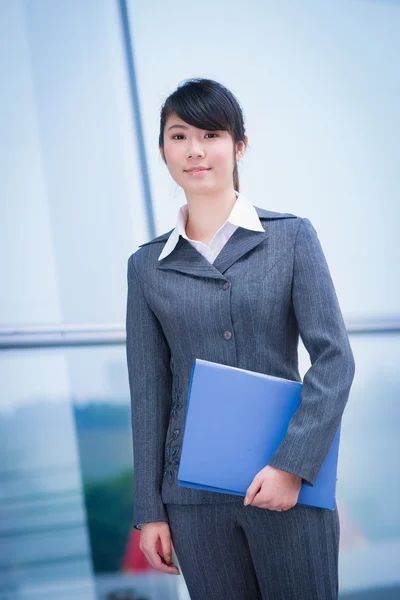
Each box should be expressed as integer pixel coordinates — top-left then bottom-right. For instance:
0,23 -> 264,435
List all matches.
144,543 -> 180,574
157,551 -> 181,574
159,528 -> 180,574
149,550 -> 179,574
159,528 -> 174,564
140,523 -> 180,575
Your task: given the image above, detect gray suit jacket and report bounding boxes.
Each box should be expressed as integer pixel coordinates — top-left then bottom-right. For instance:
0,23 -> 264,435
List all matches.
126,206 -> 356,530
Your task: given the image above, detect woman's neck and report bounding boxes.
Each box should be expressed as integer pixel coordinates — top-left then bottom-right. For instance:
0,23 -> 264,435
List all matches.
184,188 -> 237,244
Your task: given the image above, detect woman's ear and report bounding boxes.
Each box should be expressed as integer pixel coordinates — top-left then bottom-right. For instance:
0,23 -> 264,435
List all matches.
236,136 -> 248,161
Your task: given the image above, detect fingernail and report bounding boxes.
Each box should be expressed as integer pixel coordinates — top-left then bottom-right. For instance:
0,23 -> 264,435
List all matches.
244,497 -> 249,506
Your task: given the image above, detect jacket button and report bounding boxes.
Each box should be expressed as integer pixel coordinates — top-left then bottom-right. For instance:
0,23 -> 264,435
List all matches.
222,281 -> 230,290
223,330 -> 232,340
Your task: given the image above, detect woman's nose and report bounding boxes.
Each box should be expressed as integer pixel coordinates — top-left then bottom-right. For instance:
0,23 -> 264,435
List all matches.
187,144 -> 205,158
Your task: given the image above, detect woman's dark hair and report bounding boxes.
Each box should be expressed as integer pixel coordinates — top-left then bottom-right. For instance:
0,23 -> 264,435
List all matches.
159,78 -> 247,192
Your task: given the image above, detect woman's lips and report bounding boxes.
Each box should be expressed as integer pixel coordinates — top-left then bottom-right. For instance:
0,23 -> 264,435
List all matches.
185,168 -> 211,176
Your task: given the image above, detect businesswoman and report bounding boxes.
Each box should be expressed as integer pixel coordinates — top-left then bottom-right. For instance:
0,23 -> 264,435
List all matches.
126,77 -> 355,599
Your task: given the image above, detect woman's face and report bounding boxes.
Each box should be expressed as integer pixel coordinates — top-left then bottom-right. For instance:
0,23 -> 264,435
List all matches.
160,114 -> 246,193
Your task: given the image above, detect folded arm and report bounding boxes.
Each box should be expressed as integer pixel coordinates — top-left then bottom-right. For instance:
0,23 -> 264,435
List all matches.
268,218 -> 356,486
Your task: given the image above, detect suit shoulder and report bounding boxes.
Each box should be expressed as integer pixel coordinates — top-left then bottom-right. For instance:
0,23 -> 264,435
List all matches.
257,207 -> 304,232
138,228 -> 174,248
263,211 -> 312,231
264,210 -> 299,220
127,227 -> 173,272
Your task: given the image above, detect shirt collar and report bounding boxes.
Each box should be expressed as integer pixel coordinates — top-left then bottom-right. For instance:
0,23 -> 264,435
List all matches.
158,191 -> 264,261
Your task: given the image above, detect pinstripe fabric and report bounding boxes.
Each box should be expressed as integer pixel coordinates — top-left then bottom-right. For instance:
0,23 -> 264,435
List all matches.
125,205 -> 356,531
166,499 -> 340,600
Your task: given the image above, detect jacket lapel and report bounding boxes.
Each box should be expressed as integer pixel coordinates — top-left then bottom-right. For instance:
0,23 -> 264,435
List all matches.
140,205 -> 296,281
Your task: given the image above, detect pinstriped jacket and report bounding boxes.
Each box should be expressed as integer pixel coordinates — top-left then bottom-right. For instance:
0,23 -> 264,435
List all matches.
125,205 -> 356,530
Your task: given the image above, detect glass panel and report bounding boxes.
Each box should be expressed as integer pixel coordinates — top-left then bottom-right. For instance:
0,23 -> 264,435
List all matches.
0,350 -> 96,599
0,346 -> 183,600
0,0 -> 148,327
337,334 -> 400,598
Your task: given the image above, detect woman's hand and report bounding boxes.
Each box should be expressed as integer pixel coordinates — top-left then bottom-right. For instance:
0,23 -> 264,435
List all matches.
140,521 -> 180,575
244,465 -> 302,511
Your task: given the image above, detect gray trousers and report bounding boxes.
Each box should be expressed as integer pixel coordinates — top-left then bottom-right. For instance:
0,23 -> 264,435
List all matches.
165,499 -> 340,600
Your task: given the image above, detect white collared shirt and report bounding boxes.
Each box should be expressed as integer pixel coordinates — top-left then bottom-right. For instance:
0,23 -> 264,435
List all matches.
158,190 -> 265,264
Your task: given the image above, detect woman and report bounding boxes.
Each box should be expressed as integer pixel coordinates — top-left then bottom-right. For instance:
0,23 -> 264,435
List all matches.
126,77 -> 355,599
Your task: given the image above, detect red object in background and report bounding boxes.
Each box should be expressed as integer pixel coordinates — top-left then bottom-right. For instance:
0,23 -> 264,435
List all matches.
122,528 -> 153,572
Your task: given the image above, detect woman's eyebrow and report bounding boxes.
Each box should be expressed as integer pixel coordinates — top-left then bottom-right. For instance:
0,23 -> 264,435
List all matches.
167,124 -> 189,131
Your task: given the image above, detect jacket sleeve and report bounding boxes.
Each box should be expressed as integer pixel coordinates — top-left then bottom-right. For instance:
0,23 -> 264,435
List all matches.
268,218 -> 356,486
126,254 -> 172,530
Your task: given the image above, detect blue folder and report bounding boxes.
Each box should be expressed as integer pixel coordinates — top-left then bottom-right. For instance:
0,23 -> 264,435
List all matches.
178,358 -> 341,510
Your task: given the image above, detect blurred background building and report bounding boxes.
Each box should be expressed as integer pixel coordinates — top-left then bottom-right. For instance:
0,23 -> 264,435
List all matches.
0,0 -> 399,598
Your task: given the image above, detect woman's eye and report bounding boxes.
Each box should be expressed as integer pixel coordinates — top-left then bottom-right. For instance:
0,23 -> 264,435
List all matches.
172,133 -> 218,140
